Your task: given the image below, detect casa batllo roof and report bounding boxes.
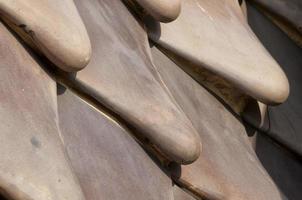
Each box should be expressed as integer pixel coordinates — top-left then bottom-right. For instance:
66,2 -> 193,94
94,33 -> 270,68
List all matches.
0,0 -> 301,199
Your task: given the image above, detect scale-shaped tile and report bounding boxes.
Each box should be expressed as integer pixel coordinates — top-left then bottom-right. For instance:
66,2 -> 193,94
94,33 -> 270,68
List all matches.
151,46 -> 283,200
57,88 -> 174,200
0,23 -> 85,200
61,0 -> 201,164
146,0 -> 289,105
0,0 -> 91,72
151,44 -> 251,114
250,0 -> 302,34
127,0 -> 181,22
248,2 -> 302,156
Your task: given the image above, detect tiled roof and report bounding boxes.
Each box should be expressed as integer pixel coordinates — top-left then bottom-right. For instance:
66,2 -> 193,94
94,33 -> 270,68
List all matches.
0,0 -> 301,199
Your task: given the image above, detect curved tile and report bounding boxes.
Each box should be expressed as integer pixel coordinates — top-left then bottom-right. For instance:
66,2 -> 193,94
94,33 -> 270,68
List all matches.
146,0 -> 289,105
154,44 -> 250,114
0,22 -> 85,200
0,0 -> 91,72
58,88 -> 174,200
151,46 -> 283,200
60,0 -> 201,164
127,0 -> 181,22
248,2 -> 302,156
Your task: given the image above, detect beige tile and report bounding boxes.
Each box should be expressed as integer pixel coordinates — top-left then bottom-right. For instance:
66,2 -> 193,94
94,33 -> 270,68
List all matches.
127,0 -> 181,22
58,88 -> 174,200
0,22 -> 85,200
151,46 -> 283,200
58,0 -> 202,165
0,0 -> 91,72
146,0 -> 289,105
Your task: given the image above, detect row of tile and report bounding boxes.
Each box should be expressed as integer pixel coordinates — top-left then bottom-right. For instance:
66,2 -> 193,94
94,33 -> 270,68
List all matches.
0,0 -> 182,73
0,19 -> 197,200
0,19 -> 282,198
0,0 -> 290,104
0,0 -> 300,199
0,0 -> 294,164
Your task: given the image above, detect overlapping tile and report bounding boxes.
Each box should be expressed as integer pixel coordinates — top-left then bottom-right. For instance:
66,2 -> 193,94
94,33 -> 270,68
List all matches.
146,0 -> 289,106
0,0 -> 91,72
57,88 -> 174,200
59,0 -> 201,164
0,22 -> 85,200
248,2 -> 302,156
151,46 -> 283,200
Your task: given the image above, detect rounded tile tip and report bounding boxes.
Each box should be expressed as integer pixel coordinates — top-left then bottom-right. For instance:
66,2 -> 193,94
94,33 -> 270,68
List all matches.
163,129 -> 201,165
180,140 -> 201,165
137,0 -> 181,23
270,76 -> 290,105
258,69 -> 290,105
46,36 -> 92,73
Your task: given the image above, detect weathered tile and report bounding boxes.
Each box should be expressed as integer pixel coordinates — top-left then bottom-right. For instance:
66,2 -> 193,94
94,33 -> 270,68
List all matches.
151,46 -> 283,200
255,132 -> 302,200
62,0 -> 201,164
0,23 -> 84,200
147,0 -> 289,106
173,185 -> 196,200
0,0 -> 91,72
126,0 -> 181,22
57,88 -> 174,200
248,2 -> 302,156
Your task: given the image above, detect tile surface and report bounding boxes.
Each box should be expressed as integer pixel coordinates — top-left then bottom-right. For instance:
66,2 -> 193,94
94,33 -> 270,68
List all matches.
58,88 -> 174,200
0,22 -> 84,200
151,46 -> 283,200
133,0 -> 181,22
0,0 -> 91,71
65,0 -> 201,164
147,0 -> 289,105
